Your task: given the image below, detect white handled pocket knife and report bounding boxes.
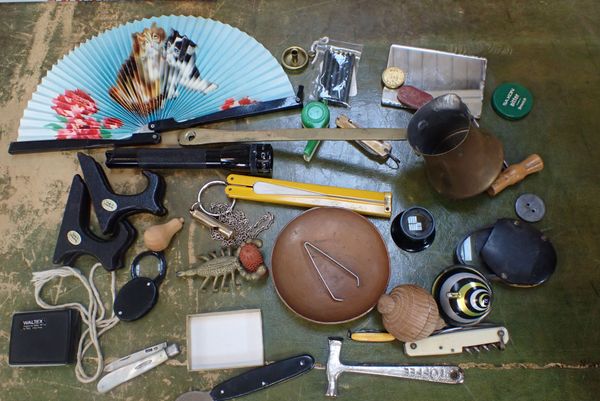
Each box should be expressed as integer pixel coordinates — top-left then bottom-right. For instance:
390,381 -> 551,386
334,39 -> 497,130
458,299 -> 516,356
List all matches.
97,342 -> 179,393
404,325 -> 509,357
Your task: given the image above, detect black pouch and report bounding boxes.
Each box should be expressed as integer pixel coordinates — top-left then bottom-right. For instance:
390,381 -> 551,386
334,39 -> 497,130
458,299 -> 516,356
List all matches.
9,309 -> 81,366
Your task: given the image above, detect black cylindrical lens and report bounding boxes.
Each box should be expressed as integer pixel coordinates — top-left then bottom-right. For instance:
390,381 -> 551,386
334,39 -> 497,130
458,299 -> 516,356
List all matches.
390,206 -> 436,252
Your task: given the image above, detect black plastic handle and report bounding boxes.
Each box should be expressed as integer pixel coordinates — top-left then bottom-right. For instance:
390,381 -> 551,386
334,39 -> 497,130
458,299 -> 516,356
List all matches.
148,87 -> 303,133
210,354 -> 314,401
8,133 -> 160,154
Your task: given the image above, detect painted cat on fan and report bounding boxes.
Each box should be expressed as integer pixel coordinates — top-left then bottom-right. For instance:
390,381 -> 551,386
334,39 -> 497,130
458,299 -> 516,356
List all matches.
109,23 -> 217,115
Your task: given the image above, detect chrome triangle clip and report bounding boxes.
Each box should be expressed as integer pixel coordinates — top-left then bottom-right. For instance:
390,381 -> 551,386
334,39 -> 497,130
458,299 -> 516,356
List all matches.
303,241 -> 360,302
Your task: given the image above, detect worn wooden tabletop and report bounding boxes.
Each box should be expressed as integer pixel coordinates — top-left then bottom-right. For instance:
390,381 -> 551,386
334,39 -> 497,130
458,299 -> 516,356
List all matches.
0,1 -> 599,400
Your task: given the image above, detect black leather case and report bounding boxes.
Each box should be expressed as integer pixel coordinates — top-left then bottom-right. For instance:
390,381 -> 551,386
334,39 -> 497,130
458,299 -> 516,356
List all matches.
9,309 -> 81,366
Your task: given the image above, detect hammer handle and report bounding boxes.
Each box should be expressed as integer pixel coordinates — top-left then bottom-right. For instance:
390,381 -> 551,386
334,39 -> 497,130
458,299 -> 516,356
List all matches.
338,364 -> 464,384
488,154 -> 544,196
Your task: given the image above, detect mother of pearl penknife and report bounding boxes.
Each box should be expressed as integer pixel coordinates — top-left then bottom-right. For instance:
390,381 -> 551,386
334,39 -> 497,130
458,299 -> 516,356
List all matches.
97,342 -> 179,393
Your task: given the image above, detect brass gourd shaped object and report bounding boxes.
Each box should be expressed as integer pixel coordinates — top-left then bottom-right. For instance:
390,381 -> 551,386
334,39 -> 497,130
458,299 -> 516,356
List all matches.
377,284 -> 445,343
143,217 -> 184,252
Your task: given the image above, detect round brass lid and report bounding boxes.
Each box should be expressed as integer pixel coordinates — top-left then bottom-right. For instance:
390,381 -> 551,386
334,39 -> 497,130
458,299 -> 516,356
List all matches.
281,46 -> 309,71
271,207 -> 390,324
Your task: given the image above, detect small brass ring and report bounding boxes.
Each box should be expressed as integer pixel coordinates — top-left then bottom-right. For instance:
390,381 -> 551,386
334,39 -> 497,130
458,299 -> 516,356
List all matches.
196,180 -> 235,217
281,46 -> 309,71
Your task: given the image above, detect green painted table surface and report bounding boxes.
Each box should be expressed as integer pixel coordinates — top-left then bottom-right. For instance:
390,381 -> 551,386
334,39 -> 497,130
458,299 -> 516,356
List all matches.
1,1 -> 599,400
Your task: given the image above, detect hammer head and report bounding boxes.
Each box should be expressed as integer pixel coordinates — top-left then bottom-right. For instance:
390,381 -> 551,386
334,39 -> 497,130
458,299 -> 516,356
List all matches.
326,337 -> 345,397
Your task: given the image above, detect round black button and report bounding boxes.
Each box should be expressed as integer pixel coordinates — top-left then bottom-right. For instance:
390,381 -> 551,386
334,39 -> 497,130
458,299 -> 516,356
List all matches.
390,206 -> 436,252
515,193 -> 545,223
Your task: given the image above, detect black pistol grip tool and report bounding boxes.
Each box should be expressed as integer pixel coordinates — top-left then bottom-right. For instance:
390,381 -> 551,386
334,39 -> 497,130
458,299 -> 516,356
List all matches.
53,175 -> 136,271
77,152 -> 167,235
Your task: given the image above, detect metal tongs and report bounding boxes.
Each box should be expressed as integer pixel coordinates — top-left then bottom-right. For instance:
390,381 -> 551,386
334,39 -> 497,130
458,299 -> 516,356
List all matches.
303,241 -> 360,302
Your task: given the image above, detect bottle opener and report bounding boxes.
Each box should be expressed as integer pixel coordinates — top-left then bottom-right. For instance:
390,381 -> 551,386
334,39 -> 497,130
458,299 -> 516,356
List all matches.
404,325 -> 510,356
325,337 -> 464,397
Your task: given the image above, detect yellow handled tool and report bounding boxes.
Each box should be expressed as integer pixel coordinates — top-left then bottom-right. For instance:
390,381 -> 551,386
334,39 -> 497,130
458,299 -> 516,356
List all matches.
347,330 -> 396,342
225,174 -> 392,218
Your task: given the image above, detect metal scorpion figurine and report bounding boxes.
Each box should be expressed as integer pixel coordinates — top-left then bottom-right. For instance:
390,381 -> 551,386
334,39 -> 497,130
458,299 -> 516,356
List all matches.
176,239 -> 267,291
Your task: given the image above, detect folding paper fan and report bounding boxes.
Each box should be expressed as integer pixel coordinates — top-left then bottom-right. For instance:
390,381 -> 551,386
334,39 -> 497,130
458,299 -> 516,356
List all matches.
10,15 -> 300,153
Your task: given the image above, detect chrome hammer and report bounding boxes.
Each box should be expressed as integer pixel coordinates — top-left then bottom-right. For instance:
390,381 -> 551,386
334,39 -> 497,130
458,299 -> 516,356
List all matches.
325,337 -> 464,397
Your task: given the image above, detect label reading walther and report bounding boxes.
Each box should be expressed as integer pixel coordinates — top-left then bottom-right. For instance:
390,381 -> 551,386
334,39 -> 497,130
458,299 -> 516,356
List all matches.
67,230 -> 82,245
21,318 -> 46,331
101,198 -> 118,211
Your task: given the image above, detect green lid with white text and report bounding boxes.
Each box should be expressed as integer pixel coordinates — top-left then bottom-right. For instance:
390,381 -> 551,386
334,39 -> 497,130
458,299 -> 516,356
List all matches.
301,101 -> 330,128
492,82 -> 533,120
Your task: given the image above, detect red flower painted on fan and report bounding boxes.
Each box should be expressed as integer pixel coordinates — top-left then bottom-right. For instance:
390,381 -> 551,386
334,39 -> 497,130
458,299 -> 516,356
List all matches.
56,116 -> 102,139
220,96 -> 256,110
102,117 -> 124,129
221,98 -> 236,110
238,97 -> 254,106
52,89 -> 98,118
45,88 -> 115,139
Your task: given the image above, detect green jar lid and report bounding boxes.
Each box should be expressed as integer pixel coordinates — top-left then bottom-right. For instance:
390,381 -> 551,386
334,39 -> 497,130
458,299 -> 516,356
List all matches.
301,101 -> 330,128
492,82 -> 533,120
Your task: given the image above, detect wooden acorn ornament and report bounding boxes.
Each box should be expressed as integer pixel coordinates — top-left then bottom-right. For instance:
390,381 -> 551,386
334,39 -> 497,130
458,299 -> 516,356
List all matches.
377,284 -> 445,342
143,217 -> 184,252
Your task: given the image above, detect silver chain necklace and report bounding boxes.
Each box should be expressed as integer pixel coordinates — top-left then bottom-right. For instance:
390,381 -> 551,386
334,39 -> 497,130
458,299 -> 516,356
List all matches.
208,202 -> 274,247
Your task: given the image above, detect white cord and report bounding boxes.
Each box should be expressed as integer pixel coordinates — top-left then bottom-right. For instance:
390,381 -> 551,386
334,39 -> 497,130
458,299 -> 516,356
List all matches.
32,263 -> 120,383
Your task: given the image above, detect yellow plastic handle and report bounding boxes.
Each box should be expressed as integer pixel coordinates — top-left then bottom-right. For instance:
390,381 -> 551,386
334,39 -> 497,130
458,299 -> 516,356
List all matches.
348,331 -> 396,342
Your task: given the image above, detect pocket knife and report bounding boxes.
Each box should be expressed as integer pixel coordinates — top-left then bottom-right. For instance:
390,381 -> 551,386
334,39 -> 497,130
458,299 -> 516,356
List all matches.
404,325 -> 510,357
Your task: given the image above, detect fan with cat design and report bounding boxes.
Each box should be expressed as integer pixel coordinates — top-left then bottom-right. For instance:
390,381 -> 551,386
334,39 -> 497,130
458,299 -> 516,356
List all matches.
10,15 -> 301,153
